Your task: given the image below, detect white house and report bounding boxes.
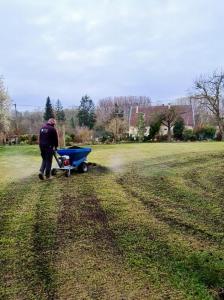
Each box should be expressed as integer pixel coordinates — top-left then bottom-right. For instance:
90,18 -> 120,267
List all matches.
129,104 -> 195,137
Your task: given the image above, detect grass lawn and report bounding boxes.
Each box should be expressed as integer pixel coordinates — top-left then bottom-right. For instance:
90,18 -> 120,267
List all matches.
0,142 -> 224,299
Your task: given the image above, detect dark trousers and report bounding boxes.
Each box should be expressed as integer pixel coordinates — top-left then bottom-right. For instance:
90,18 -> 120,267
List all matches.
39,145 -> 54,177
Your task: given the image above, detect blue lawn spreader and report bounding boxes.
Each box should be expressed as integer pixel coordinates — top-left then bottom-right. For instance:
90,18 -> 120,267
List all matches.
52,146 -> 92,177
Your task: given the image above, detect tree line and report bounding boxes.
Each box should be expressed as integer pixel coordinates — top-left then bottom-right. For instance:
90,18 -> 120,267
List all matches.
1,69 -> 224,144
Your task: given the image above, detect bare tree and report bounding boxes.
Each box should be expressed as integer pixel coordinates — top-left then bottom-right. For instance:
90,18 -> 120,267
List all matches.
172,96 -> 215,127
9,110 -> 43,135
159,106 -> 177,142
96,96 -> 151,126
192,70 -> 224,138
106,117 -> 128,142
96,98 -> 114,126
0,78 -> 11,143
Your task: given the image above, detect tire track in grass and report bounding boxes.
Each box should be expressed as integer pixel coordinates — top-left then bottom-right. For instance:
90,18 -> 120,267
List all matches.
0,179 -> 32,237
56,192 -> 118,252
119,181 -> 223,245
114,158 -> 224,299
0,177 -> 61,300
32,192 -> 59,300
89,172 -> 191,300
55,166 -> 118,254
54,169 -> 162,300
0,178 -> 49,299
0,179 -> 37,299
117,155 -> 224,245
90,168 -> 222,300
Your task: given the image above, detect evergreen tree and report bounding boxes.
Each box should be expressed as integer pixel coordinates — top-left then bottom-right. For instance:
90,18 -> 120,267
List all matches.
77,95 -> 96,129
137,112 -> 145,142
55,99 -> 66,123
70,116 -> 76,128
173,117 -> 185,140
149,117 -> 162,140
43,96 -> 55,121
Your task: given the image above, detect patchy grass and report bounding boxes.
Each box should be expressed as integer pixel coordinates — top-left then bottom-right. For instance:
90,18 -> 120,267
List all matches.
0,143 -> 224,299
0,145 -> 40,188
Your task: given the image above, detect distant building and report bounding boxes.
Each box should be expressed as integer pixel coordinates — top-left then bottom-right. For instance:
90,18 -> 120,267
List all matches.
129,104 -> 195,137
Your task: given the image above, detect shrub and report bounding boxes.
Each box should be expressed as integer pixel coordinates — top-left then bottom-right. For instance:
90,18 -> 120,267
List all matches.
30,134 -> 38,144
94,126 -> 114,143
216,132 -> 222,141
194,125 -> 216,140
19,140 -> 28,145
121,133 -> 130,142
156,134 -> 168,142
100,132 -> 114,143
19,134 -> 29,143
70,133 -> 75,141
65,134 -> 73,146
75,127 -> 93,143
205,126 -> 216,139
128,135 -> 138,142
183,129 -> 196,141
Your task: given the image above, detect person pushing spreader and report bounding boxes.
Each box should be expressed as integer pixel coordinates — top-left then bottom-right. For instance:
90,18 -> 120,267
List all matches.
39,118 -> 58,180
38,118 -> 91,180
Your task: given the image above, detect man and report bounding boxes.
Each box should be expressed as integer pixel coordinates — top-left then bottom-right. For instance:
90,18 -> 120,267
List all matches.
39,118 -> 58,180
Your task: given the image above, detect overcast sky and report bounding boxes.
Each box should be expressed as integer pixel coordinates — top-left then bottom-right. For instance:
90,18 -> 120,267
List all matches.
0,0 -> 224,109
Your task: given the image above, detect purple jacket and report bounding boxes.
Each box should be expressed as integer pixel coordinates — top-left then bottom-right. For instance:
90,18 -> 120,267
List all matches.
39,123 -> 58,148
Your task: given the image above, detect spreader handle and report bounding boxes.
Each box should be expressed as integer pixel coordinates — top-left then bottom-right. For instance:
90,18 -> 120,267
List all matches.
53,150 -> 63,167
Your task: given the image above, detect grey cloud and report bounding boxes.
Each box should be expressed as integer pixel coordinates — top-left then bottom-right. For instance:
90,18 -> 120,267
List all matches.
0,0 -> 224,108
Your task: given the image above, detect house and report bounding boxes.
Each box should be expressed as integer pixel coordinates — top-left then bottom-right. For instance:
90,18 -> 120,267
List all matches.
129,104 -> 195,137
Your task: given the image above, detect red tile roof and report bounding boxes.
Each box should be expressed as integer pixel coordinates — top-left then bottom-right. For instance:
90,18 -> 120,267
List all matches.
129,105 -> 194,127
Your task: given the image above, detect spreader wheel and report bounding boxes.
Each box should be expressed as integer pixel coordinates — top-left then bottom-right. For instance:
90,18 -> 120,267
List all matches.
78,162 -> 88,173
51,168 -> 57,176
65,170 -> 71,177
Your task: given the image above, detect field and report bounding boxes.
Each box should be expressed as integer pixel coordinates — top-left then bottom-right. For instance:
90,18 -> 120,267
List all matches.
0,143 -> 224,300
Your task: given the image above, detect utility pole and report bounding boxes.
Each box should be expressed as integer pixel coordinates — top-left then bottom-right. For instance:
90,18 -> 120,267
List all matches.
14,103 -> 18,138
